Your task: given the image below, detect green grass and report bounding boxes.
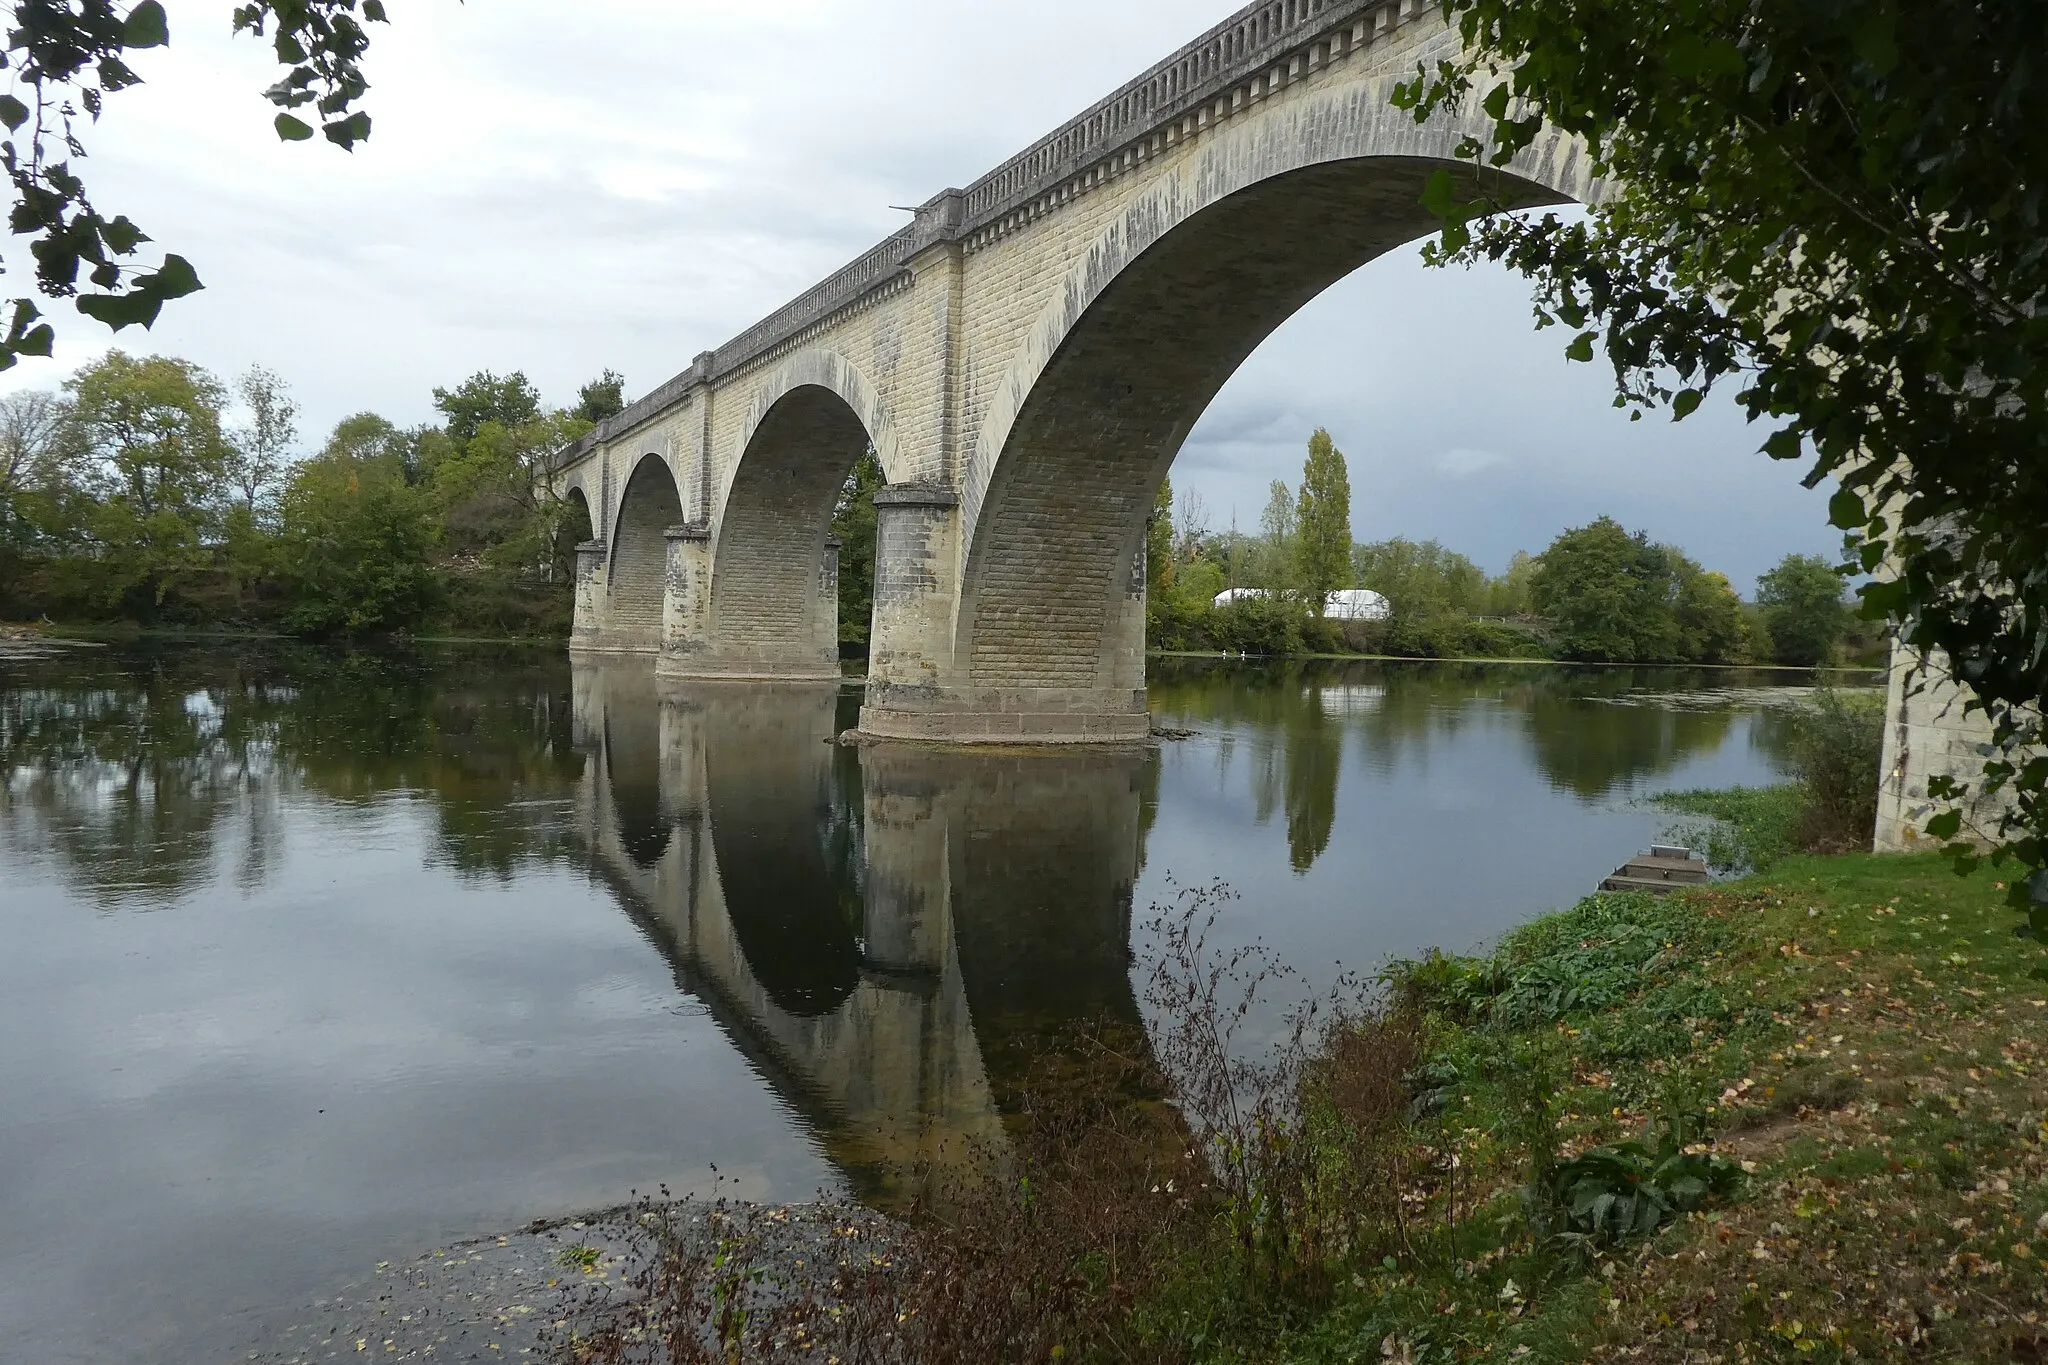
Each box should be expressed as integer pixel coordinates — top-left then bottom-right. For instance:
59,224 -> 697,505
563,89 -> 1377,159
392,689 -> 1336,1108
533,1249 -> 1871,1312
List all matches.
1270,852 -> 2048,1364
1652,783 -> 1805,872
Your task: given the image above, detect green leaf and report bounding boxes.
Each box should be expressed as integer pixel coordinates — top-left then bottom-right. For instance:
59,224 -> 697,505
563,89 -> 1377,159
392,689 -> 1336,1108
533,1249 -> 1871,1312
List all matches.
363,0 -> 388,20
274,113 -> 315,142
1421,168 -> 1463,219
322,111 -> 373,150
1828,488 -> 1868,530
1760,428 -> 1802,462
1565,331 -> 1596,363
0,95 -> 27,132
146,254 -> 203,301
76,291 -> 162,331
1671,388 -> 1703,420
1926,810 -> 1964,841
122,1 -> 170,49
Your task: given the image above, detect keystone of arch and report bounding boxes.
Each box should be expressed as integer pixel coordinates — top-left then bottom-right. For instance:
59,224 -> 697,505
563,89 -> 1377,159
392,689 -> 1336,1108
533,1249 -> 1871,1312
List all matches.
954,75 -> 1598,631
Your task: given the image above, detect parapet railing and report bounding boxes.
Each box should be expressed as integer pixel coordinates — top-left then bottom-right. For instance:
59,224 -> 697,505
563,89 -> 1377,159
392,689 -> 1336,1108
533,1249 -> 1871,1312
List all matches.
960,0 -> 1378,224
557,0 -> 1403,467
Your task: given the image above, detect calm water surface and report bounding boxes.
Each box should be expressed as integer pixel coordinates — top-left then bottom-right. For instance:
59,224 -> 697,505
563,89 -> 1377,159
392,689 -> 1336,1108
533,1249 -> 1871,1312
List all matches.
1,644 -> 1813,1362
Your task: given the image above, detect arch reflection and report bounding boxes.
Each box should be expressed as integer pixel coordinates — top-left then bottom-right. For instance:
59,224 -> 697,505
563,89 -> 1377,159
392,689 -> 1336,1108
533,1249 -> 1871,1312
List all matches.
568,661 -> 1157,1202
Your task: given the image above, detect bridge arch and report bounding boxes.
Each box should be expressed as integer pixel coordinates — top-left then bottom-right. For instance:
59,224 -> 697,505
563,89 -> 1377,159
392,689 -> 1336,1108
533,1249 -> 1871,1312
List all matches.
954,85 -> 1591,701
609,453 -> 684,654
688,351 -> 896,679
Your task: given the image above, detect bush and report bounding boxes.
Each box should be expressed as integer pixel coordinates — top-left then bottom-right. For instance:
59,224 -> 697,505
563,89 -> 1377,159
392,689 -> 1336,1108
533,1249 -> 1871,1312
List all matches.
1654,688 -> 1885,866
1787,686 -> 1885,851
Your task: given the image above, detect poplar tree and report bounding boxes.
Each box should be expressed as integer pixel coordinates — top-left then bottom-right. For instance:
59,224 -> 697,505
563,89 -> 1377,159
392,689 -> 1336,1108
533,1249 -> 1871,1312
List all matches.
1293,428 -> 1353,612
1147,475 -> 1175,592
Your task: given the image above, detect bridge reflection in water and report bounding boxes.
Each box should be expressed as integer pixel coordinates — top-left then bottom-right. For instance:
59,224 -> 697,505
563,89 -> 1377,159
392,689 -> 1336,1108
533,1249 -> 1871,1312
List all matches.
568,660 -> 1159,1204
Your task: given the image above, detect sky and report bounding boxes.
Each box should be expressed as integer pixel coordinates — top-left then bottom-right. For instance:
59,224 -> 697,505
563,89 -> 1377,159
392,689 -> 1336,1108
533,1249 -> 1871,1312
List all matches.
0,0 -> 1842,592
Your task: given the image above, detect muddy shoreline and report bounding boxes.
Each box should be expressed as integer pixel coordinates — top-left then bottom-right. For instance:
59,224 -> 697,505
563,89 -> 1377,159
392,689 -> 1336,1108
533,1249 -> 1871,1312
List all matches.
237,1201 -> 896,1365
0,626 -> 104,661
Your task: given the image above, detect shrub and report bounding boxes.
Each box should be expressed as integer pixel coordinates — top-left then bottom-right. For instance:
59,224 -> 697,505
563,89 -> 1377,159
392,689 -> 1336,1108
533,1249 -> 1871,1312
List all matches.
1788,686 -> 1885,851
1532,1112 -> 1743,1251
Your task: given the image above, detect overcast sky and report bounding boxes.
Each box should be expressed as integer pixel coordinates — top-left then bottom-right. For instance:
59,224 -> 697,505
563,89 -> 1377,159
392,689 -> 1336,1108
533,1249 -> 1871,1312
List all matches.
1,0 -> 1840,591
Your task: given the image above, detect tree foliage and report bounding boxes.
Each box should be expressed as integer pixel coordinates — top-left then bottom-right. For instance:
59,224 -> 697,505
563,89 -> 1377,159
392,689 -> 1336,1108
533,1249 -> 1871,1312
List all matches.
1397,0 -> 2048,922
0,2 -> 390,370
59,350 -> 231,610
1530,518 -> 1681,664
1294,428 -> 1353,610
273,436 -> 436,634
1528,517 -> 1748,666
226,364 -> 297,519
575,369 -> 626,424
1757,553 -> 1851,668
1355,537 -> 1489,623
1147,474 -> 1175,594
832,446 -> 883,647
3,357 -> 594,638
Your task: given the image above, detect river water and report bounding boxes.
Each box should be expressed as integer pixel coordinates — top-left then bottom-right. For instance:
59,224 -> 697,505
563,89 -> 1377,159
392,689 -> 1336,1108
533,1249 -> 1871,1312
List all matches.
0,643 -> 1821,1361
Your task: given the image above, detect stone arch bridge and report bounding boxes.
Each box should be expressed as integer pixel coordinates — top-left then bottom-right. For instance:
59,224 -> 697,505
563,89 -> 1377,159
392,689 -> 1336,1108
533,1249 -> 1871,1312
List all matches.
553,0 -> 1594,742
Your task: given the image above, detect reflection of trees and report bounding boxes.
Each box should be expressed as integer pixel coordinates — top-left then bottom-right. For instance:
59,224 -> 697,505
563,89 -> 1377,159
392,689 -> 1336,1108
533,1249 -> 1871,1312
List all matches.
1145,658 -> 1766,839
1523,694 -> 1733,799
0,655 -> 288,905
0,645 -> 586,906
1284,687 -> 1338,873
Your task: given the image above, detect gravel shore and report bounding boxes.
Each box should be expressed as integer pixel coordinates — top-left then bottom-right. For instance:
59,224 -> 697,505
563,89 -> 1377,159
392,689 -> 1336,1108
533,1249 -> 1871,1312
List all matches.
238,1202 -> 897,1365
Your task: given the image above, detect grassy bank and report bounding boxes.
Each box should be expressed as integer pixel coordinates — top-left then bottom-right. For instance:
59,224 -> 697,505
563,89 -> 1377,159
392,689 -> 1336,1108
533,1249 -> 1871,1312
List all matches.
1275,852 -> 2047,1364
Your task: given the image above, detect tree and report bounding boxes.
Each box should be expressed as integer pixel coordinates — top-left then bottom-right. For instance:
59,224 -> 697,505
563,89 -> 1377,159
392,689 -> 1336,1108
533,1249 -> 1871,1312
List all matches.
0,388 -> 65,544
1529,517 -> 1682,664
0,3 -> 391,371
274,425 -> 437,635
576,370 -> 627,424
1355,537 -> 1488,622
832,447 -> 884,647
1487,550 -> 1538,616
1757,554 -> 1851,667
1257,480 -> 1297,590
60,351 -> 231,609
1398,0 -> 2048,923
1147,475 -> 1175,593
1293,428 -> 1353,611
1672,560 -> 1749,664
431,372 -> 543,449
226,365 -> 298,518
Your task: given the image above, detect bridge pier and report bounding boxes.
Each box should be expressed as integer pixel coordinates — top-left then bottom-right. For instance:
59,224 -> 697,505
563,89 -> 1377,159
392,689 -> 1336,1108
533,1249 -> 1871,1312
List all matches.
653,527 -> 843,683
569,540 -> 608,654
856,484 -> 1151,744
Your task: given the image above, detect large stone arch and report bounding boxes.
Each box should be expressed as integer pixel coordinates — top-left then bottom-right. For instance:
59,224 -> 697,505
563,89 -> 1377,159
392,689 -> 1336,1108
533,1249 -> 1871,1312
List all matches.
952,85 -> 1592,715
608,453 -> 685,654
673,351 -> 895,680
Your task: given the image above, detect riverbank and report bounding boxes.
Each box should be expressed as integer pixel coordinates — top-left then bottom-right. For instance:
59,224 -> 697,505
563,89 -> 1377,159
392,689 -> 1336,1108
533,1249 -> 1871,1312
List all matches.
0,622 -> 105,660
1262,850 -> 2048,1364
240,1202 -> 897,1364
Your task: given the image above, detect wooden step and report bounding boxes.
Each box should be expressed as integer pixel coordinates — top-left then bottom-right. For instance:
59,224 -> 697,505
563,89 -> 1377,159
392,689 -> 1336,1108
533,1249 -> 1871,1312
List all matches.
1617,855 -> 1710,883
1600,873 -> 1694,895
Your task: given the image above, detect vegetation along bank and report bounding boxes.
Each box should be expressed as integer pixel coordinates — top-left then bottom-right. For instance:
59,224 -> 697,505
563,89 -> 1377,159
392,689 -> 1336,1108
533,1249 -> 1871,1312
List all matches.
525,695 -> 2045,1364
1,364 -> 1872,667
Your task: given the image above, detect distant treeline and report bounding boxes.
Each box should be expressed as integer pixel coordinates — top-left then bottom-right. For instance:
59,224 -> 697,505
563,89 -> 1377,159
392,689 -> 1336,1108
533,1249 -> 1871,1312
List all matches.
0,353 -> 617,637
2,359 -> 1867,666
1140,430 -> 1870,667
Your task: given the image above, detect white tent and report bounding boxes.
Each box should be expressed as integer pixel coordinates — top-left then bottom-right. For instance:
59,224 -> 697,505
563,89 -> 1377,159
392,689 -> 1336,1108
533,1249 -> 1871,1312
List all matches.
1210,587 -> 1390,621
